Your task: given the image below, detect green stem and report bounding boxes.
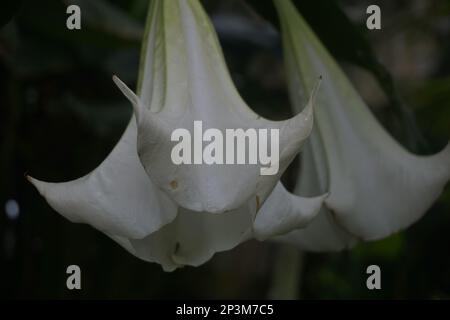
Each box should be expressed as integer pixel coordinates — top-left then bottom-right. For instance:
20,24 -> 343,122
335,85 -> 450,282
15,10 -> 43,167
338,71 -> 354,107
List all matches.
268,246 -> 304,300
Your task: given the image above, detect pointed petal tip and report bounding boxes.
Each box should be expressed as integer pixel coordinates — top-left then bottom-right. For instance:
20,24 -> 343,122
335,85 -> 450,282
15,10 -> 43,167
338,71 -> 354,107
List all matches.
26,175 -> 47,196
441,141 -> 450,176
426,140 -> 450,179
292,76 -> 322,123
277,85 -> 320,154
26,175 -> 59,200
112,75 -> 143,121
285,77 -> 322,141
444,140 -> 450,157
309,75 -> 322,108
25,174 -> 36,185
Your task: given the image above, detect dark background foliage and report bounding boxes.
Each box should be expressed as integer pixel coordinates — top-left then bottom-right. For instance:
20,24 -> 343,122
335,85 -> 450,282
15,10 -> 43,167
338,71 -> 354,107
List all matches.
0,0 -> 449,299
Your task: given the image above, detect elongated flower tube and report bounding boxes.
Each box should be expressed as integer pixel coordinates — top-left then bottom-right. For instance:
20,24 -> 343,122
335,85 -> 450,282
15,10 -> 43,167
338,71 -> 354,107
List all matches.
29,0 -> 324,270
274,0 -> 450,250
115,0 -> 318,214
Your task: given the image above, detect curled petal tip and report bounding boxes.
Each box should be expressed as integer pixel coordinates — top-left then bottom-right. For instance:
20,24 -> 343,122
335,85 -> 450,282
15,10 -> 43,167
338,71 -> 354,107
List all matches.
253,184 -> 325,240
26,176 -> 58,200
444,140 -> 450,156
25,175 -> 46,196
113,75 -> 143,122
424,141 -> 450,179
295,76 -> 322,122
308,75 -> 322,109
25,174 -> 35,184
284,79 -> 321,142
25,175 -> 42,186
441,141 -> 450,175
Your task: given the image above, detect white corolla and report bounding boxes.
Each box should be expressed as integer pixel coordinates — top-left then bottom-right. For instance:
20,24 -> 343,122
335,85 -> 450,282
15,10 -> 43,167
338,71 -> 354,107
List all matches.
274,0 -> 450,250
29,0 -> 324,271
29,0 -> 449,271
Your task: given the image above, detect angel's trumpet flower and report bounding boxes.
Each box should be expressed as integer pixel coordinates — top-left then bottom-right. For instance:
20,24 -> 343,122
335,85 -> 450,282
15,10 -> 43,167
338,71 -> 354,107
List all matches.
274,0 -> 450,250
29,0 -> 324,270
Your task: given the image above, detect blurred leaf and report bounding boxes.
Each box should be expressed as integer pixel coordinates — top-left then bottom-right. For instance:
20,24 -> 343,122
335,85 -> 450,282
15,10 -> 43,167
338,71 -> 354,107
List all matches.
67,0 -> 144,42
102,48 -> 140,84
129,0 -> 150,20
0,0 -> 23,28
9,37 -> 74,77
414,77 -> 450,143
353,233 -> 405,261
17,0 -> 143,49
62,94 -> 131,137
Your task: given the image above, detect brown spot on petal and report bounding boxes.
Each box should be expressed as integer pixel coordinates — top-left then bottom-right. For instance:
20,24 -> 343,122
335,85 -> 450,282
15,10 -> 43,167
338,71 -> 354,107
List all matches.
169,180 -> 178,190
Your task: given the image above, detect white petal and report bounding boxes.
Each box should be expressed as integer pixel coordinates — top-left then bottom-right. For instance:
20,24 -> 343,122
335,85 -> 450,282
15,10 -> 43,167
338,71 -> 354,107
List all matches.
28,0 -> 180,241
29,0 -> 323,271
274,208 -> 357,251
108,199 -> 257,271
253,182 -> 325,241
109,181 -> 322,271
119,0 -> 316,214
276,0 -> 450,241
275,127 -> 357,251
28,121 -> 177,239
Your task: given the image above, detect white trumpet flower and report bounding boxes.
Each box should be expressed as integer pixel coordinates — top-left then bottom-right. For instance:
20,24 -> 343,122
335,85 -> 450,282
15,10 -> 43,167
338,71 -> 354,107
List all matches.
29,0 -> 324,270
113,0 -> 319,214
274,0 -> 450,250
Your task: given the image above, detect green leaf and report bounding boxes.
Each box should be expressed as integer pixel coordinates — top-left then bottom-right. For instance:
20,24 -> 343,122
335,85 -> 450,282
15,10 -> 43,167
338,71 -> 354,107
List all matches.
0,0 -> 23,28
17,0 -> 143,49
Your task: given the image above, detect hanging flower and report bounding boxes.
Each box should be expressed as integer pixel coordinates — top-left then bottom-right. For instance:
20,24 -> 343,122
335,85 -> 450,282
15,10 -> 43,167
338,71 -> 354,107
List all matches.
28,0 -> 324,270
273,0 -> 450,250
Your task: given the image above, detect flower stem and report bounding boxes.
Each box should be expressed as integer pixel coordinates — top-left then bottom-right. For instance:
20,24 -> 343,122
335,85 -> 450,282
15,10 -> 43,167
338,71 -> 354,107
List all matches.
268,245 -> 304,300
